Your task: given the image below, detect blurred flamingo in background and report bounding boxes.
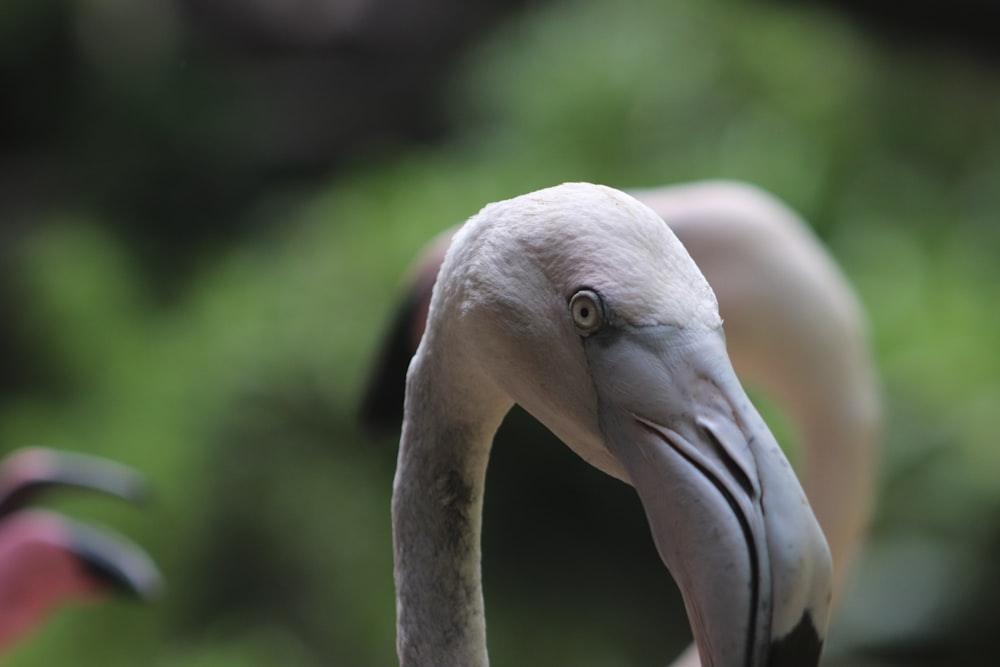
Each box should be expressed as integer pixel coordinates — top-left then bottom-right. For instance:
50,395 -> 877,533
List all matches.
0,447 -> 162,651
360,181 -> 880,666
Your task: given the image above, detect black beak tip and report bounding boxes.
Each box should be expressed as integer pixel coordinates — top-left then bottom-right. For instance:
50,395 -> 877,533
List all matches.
768,612 -> 824,667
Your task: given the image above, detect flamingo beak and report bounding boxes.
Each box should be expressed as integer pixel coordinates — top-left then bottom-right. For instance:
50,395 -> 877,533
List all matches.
0,448 -> 148,518
65,517 -> 164,601
585,325 -> 833,667
0,449 -> 163,601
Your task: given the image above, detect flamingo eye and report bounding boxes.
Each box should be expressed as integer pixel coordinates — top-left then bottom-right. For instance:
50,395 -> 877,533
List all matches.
569,290 -> 604,334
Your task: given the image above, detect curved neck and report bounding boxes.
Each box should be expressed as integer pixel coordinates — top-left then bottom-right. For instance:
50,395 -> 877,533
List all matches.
797,384 -> 879,602
392,344 -> 510,667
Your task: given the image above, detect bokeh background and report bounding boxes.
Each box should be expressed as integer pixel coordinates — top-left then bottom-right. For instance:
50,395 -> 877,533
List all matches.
1,0 -> 999,664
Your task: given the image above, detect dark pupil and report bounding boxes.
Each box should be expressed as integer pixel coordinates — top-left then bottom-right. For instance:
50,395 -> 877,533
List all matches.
579,306 -> 589,319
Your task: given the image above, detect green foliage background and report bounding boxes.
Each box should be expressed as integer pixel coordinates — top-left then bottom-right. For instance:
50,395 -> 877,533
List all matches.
2,0 -> 998,664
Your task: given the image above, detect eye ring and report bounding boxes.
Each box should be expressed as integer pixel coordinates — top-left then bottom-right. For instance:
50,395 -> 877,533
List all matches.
569,290 -> 604,334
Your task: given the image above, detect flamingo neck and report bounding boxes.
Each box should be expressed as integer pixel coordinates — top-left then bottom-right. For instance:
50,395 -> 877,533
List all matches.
392,341 -> 510,667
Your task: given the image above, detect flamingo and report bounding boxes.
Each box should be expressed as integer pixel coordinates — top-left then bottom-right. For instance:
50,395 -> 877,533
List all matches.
361,180 -> 879,612
390,182 -> 835,666
0,447 -> 162,651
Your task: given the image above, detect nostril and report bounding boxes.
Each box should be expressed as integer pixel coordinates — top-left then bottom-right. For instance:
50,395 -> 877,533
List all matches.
697,418 -> 758,501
